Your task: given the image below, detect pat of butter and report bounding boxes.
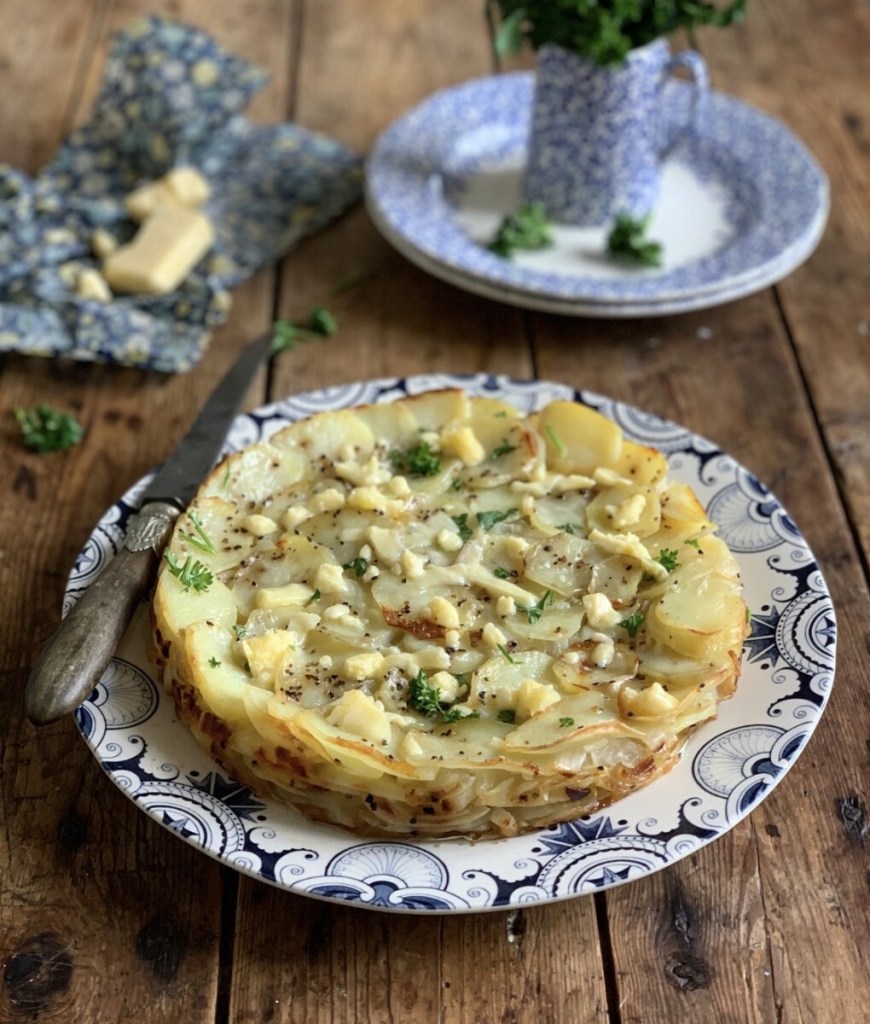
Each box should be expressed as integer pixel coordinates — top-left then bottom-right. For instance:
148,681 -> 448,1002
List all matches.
126,167 -> 211,221
103,206 -> 214,296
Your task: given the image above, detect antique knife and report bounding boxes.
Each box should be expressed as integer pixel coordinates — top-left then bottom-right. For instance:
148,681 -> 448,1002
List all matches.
25,332 -> 275,725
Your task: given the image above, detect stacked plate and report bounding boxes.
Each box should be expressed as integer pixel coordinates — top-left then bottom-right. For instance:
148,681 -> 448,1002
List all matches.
366,74 -> 829,317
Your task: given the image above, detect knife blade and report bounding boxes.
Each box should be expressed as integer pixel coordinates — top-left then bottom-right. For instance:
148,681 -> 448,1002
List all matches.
25,331 -> 274,725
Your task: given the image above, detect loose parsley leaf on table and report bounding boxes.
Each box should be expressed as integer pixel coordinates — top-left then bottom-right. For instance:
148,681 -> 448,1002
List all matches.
164,552 -> 213,593
488,202 -> 553,259
605,213 -> 663,267
271,304 -> 339,355
15,404 -> 84,453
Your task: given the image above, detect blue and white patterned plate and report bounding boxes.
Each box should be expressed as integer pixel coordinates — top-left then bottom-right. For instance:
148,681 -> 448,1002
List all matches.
366,75 -> 829,307
71,376 -> 836,913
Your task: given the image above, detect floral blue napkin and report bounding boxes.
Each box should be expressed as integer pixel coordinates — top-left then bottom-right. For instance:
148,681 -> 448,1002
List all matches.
0,17 -> 362,372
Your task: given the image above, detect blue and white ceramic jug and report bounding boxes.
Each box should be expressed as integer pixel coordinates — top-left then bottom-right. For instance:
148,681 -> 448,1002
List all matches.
523,39 -> 709,225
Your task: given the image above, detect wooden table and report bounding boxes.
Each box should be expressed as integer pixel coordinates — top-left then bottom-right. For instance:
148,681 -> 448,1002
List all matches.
2,2 -> 867,1021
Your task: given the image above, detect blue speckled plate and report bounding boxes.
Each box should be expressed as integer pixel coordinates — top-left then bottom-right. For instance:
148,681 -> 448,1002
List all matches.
366,75 -> 829,307
71,376 -> 836,913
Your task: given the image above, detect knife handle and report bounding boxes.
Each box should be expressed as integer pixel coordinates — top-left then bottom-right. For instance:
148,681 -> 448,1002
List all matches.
25,501 -> 180,726
25,547 -> 157,725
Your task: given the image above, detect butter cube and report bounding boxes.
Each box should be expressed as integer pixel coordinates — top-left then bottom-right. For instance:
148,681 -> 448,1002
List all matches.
75,268 -> 112,303
126,166 -> 211,221
103,206 -> 214,296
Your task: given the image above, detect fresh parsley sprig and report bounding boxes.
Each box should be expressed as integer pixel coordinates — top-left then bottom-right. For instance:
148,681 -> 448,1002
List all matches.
656,548 -> 679,572
477,508 -> 517,531
15,404 -> 84,453
408,670 -> 477,724
605,213 -> 663,267
522,589 -> 553,624
389,441 -> 442,477
164,552 -> 213,593
181,510 -> 217,554
488,202 -> 553,258
619,610 -> 645,638
271,304 -> 338,355
492,1 -> 746,67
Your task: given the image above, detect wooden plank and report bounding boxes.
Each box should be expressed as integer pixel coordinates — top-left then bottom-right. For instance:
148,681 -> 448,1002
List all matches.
231,4 -> 607,1023
533,285 -> 870,1022
0,2 -> 291,1021
0,0 -> 103,172
695,0 -> 870,562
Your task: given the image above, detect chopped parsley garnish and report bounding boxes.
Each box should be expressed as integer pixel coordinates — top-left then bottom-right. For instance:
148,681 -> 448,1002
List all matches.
164,552 -> 213,593
477,508 -> 517,532
606,213 -> 663,267
619,611 -> 645,638
450,478 -> 463,491
490,438 -> 518,460
232,625 -> 248,640
182,510 -> 217,554
559,717 -> 575,728
685,537 -> 702,549
208,657 -> 221,668
408,670 -> 477,724
745,606 -> 752,625
271,304 -> 338,354
343,557 -> 370,577
488,201 -> 553,258
305,589 -> 321,606
656,548 -> 679,572
558,523 -> 578,535
390,440 -> 442,477
493,566 -> 511,580
451,513 -> 473,543
497,709 -> 517,724
498,644 -> 521,664
544,423 -> 566,457
522,589 -> 553,624
15,404 -> 84,453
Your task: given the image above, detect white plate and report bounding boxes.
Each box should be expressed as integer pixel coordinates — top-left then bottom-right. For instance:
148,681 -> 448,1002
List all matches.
369,201 -> 812,318
71,376 -> 836,913
366,75 -> 829,308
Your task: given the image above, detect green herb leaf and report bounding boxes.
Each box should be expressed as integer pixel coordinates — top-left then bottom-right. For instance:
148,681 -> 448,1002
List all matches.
343,557 -> 370,577
493,5 -> 527,56
305,588 -> 321,606
522,589 -> 553,624
619,610 -> 645,638
490,438 -> 518,460
408,670 -> 478,724
685,537 -> 701,549
491,0 -> 745,67
745,606 -> 752,625
271,303 -> 339,354
232,625 -> 248,640
450,477 -> 463,491
559,716 -> 575,728
182,510 -> 217,554
497,708 -> 517,724
545,422 -> 566,457
498,644 -> 522,665
15,404 -> 84,453
164,552 -> 213,593
656,548 -> 679,572
606,213 -> 663,267
493,566 -> 511,580
488,201 -> 553,258
390,440 -> 442,477
558,523 -> 578,535
477,508 -> 517,531
208,657 -> 221,668
451,513 -> 473,543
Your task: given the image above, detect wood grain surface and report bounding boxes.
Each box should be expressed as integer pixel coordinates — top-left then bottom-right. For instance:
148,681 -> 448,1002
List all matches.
0,2 -> 866,1023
